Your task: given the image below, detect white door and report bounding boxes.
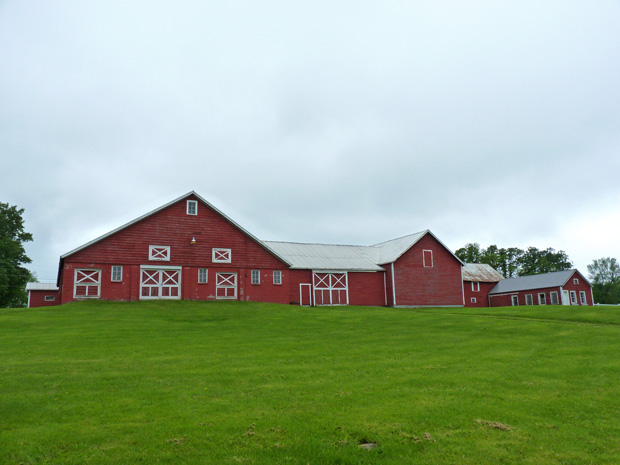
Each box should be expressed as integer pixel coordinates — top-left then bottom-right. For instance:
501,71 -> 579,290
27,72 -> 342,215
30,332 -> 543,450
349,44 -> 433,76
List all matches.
299,283 -> 312,306
216,272 -> 237,299
313,272 -> 349,306
561,290 -> 570,306
140,267 -> 181,299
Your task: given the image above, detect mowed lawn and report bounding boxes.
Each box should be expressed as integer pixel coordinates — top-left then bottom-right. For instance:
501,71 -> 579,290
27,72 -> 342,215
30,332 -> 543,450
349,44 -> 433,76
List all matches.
1,302 -> 620,464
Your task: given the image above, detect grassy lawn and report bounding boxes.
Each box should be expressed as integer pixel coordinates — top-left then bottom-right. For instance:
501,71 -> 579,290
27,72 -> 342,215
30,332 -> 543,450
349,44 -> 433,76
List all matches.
1,301 -> 620,464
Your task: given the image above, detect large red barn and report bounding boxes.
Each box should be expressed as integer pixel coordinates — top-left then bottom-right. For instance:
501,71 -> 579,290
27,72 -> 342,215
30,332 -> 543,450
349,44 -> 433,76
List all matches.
27,192 -> 465,308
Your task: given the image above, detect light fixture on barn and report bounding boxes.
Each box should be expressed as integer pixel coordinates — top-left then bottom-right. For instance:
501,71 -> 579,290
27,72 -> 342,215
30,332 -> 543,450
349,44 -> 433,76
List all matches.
191,237 -> 196,245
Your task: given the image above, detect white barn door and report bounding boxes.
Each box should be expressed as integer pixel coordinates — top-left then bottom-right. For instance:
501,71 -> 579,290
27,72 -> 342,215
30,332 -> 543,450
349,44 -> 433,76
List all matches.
313,272 -> 348,306
140,267 -> 181,299
216,272 -> 237,299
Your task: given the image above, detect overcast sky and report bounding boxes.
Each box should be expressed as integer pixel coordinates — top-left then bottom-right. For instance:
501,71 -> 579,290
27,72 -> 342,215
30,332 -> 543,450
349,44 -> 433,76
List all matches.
1,1 -> 619,282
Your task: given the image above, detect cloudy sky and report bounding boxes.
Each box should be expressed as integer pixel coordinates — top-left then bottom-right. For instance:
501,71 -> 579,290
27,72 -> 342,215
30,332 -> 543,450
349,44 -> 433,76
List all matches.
1,1 -> 619,282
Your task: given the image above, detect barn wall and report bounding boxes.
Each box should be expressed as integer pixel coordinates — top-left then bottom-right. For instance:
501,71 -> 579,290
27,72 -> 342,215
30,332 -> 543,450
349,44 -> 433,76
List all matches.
28,290 -> 60,308
463,281 -> 497,307
287,270 -> 313,305
392,234 -> 463,306
561,271 -> 594,306
348,272 -> 385,306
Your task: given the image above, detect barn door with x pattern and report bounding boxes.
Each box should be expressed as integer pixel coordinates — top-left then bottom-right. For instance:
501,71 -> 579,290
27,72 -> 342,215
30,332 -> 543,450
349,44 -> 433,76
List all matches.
140,268 -> 181,299
313,272 -> 348,306
216,272 -> 237,299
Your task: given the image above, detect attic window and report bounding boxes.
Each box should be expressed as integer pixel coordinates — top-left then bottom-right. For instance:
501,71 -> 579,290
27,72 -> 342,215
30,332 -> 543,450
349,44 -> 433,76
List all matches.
187,200 -> 198,216
212,248 -> 231,263
423,250 -> 433,268
573,278 -> 579,285
149,245 -> 170,261
471,282 -> 480,292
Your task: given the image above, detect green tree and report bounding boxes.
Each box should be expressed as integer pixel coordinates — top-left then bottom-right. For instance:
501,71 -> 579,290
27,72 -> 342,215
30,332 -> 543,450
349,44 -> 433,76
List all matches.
518,247 -> 572,276
455,243 -> 483,263
587,257 -> 620,304
0,203 -> 34,308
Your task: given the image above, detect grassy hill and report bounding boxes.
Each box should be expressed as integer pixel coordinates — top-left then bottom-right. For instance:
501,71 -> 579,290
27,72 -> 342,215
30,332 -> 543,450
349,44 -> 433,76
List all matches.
1,301 -> 620,464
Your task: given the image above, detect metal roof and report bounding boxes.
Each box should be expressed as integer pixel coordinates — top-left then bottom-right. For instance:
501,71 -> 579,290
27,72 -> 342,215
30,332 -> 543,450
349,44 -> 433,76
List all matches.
262,241 -> 384,271
371,231 -> 427,264
489,269 -> 587,294
26,283 -> 59,291
462,263 -> 503,282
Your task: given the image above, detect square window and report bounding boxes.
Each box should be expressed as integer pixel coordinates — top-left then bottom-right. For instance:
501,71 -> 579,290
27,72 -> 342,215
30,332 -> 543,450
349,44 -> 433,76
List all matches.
149,245 -> 170,261
273,270 -> 282,285
212,248 -> 231,263
111,265 -> 123,282
471,297 -> 477,303
187,200 -> 198,215
198,268 -> 208,284
423,250 -> 433,268
573,278 -> 579,285
251,270 -> 260,285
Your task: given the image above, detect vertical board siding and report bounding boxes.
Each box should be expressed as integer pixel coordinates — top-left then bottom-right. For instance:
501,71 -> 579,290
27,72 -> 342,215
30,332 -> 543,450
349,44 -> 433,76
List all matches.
463,281 -> 498,307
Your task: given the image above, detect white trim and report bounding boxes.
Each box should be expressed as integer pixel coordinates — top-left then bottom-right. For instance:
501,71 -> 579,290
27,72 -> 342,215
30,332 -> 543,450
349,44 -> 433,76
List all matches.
139,265 -> 182,300
74,268 -> 101,299
27,290 -> 31,308
538,293 -> 546,305
186,200 -> 198,215
511,295 -> 519,306
251,269 -> 260,285
212,248 -> 231,263
461,266 -> 465,307
550,291 -> 559,305
273,270 -> 282,285
471,297 -> 477,303
525,294 -> 533,306
472,281 -> 480,292
579,290 -> 587,305
570,290 -> 577,305
149,245 -> 170,261
391,262 -> 397,307
384,272 -> 388,307
111,265 -> 123,282
573,278 -> 579,285
198,268 -> 208,284
423,249 -> 433,268
312,271 -> 349,306
215,272 -> 237,299
44,295 -> 56,301
299,283 -> 312,306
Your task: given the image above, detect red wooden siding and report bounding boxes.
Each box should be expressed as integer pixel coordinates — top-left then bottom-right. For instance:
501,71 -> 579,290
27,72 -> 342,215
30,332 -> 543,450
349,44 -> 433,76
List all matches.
463,281 -> 497,307
28,290 -> 60,307
392,233 -> 463,306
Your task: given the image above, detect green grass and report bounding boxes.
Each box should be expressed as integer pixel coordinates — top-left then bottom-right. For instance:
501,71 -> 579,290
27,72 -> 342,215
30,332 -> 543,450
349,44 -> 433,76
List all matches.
1,301 -> 620,464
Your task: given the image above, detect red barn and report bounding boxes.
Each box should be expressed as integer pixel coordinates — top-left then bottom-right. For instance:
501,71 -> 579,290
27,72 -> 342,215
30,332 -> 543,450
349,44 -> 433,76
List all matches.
488,269 -> 594,307
462,263 -> 503,307
27,192 -> 464,308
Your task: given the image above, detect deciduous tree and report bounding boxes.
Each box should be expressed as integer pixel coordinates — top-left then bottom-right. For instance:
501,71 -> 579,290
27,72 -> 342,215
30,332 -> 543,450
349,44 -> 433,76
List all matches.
0,203 -> 33,307
588,258 -> 620,304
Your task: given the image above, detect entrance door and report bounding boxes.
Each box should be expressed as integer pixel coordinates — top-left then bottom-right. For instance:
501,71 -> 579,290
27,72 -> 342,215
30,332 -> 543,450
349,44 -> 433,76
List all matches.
216,272 -> 237,299
561,290 -> 570,306
299,283 -> 312,306
313,272 -> 348,306
140,267 -> 181,299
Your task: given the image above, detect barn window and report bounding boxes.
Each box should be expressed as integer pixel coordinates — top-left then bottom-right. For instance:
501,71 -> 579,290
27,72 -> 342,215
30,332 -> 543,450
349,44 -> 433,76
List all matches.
579,291 -> 587,305
550,291 -> 559,305
471,282 -> 479,292
525,294 -> 533,306
198,268 -> 208,284
187,200 -> 198,215
74,269 -> 101,299
251,270 -> 260,285
570,291 -> 577,304
538,293 -> 546,305
470,297 -> 477,303
511,295 -> 519,306
44,295 -> 55,301
573,278 -> 579,285
273,270 -> 282,285
212,248 -> 231,263
111,266 -> 123,282
423,250 -> 433,268
149,245 -> 170,261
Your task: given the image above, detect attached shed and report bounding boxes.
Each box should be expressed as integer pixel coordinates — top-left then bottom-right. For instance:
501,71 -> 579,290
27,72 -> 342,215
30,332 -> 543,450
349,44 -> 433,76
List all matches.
26,282 -> 59,307
462,263 -> 503,307
488,269 -> 594,307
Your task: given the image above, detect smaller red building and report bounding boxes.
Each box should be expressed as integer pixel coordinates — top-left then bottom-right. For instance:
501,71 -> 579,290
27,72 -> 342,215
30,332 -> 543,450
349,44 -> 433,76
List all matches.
26,283 -> 60,307
488,269 -> 594,307
462,263 -> 503,307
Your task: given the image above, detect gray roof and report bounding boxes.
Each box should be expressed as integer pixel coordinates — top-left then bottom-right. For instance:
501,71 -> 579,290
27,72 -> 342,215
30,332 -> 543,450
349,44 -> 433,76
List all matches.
26,282 -> 59,291
462,263 -> 503,283
489,269 -> 587,295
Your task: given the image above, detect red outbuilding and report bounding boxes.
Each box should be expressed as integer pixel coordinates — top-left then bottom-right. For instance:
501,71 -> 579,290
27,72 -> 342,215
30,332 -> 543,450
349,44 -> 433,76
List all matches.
27,191 -> 465,308
488,269 -> 594,307
462,263 -> 503,307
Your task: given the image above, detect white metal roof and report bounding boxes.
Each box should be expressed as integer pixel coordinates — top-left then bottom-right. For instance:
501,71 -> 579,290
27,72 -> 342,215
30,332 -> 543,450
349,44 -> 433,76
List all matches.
371,231 -> 427,264
26,283 -> 59,291
462,263 -> 503,282
489,269 -> 588,294
262,241 -> 384,271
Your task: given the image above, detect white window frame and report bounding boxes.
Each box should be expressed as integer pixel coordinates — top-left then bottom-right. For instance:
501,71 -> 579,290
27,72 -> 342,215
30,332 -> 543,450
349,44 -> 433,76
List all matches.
44,295 -> 55,301
212,248 -> 231,263
570,290 -> 577,305
579,291 -> 587,305
74,268 -> 101,299
550,291 -> 559,305
573,278 -> 579,285
140,265 -> 182,300
511,295 -> 519,306
187,200 -> 198,215
423,249 -> 433,268
149,245 -> 170,261
111,265 -> 123,282
251,270 -> 260,285
273,270 -> 282,285
471,297 -> 477,303
538,293 -> 546,305
525,294 -> 533,306
198,268 -> 208,284
471,282 -> 480,292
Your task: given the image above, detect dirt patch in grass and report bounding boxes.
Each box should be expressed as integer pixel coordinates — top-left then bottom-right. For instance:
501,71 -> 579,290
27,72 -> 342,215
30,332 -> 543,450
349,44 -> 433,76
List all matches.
476,419 -> 512,431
